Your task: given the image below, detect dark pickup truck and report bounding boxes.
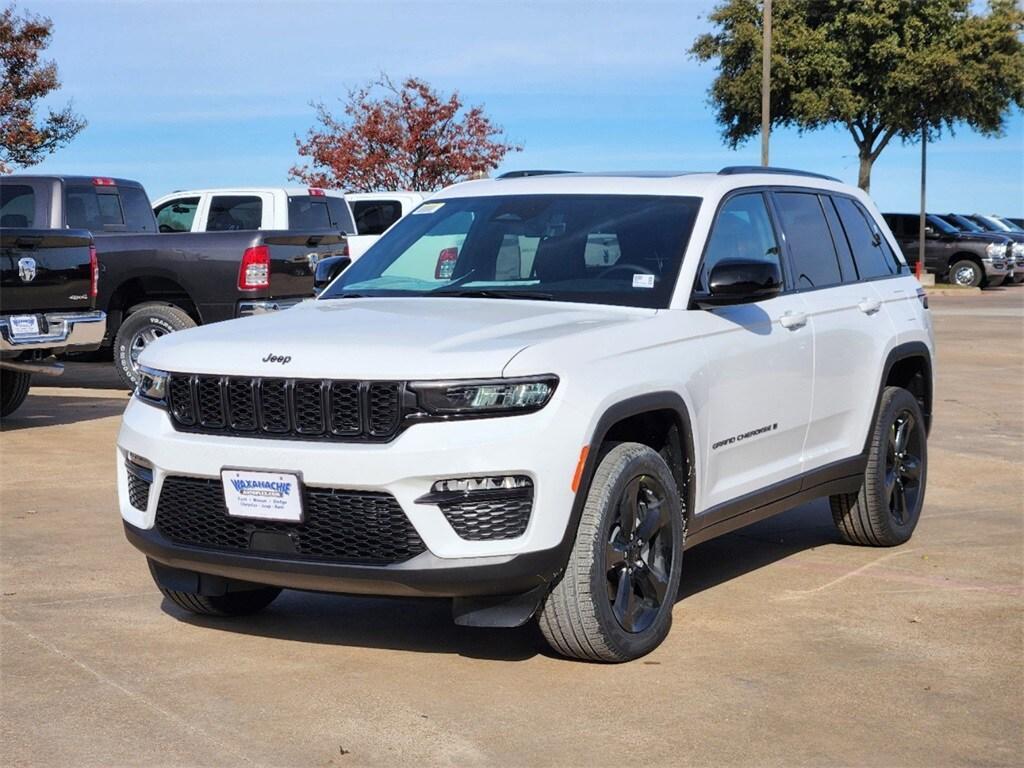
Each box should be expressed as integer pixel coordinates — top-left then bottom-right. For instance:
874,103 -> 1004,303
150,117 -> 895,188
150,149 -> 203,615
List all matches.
0,222 -> 105,416
0,175 -> 348,387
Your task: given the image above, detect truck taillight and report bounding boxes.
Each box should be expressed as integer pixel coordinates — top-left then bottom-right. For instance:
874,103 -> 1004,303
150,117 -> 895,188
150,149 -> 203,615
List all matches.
238,245 -> 270,291
92,177 -> 116,187
340,241 -> 349,257
308,187 -> 325,197
435,247 -> 458,279
89,245 -> 99,298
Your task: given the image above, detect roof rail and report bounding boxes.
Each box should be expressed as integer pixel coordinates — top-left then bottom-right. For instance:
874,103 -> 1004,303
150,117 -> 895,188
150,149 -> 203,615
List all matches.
496,170 -> 576,179
718,165 -> 841,182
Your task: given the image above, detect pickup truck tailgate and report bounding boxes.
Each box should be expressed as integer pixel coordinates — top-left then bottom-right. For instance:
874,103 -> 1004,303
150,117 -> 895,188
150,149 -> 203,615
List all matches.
1,229 -> 95,314
264,232 -> 348,297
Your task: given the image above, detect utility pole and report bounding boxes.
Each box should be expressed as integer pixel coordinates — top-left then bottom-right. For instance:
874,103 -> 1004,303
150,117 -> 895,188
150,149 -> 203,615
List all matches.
761,0 -> 772,166
918,119 -> 927,276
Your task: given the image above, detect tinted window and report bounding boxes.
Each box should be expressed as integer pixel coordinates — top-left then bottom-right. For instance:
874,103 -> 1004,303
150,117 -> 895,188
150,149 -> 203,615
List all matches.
833,196 -> 897,279
0,184 -> 34,227
326,197 -> 356,233
698,193 -> 780,293
774,192 -> 842,289
944,213 -> 984,233
207,195 -> 262,231
288,196 -> 332,229
323,194 -> 701,309
820,197 -> 858,282
155,197 -> 200,233
119,186 -> 155,231
66,185 -> 124,230
353,200 -> 402,235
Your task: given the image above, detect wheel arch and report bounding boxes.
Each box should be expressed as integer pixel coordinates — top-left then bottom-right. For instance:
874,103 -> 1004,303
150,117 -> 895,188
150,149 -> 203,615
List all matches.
866,342 -> 933,454
106,275 -> 203,338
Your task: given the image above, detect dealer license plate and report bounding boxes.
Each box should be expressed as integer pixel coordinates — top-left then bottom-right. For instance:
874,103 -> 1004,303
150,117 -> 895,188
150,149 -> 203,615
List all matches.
9,315 -> 40,338
221,470 -> 303,522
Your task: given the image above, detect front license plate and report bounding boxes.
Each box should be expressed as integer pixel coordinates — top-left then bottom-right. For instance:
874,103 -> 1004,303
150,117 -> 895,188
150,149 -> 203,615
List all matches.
9,315 -> 40,338
221,470 -> 303,522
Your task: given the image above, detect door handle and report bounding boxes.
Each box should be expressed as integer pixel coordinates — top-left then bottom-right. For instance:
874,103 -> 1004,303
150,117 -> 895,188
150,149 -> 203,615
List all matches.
858,297 -> 882,314
779,311 -> 807,330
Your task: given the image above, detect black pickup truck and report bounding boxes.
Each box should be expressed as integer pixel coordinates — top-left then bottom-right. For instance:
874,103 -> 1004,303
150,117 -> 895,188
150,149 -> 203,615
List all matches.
0,207 -> 105,416
0,175 -> 348,387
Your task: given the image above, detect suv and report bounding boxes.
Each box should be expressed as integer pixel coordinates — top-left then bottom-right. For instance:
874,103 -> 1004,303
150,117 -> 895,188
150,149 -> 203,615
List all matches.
117,168 -> 934,662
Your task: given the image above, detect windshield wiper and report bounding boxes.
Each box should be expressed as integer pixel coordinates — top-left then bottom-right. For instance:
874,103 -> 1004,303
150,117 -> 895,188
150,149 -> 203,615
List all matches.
430,289 -> 556,301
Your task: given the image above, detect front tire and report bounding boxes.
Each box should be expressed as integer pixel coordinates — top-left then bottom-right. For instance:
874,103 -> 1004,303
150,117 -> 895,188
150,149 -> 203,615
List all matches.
948,259 -> 985,288
113,303 -> 196,389
0,369 -> 32,418
830,386 -> 927,546
538,443 -> 684,662
149,561 -> 281,616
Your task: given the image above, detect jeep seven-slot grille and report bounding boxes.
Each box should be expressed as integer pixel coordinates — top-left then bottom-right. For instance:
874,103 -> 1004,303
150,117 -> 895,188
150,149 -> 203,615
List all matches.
167,374 -> 403,442
155,476 -> 425,564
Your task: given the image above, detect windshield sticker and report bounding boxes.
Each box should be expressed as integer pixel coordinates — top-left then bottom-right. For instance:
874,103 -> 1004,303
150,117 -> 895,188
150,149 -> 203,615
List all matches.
632,274 -> 655,289
412,202 -> 445,215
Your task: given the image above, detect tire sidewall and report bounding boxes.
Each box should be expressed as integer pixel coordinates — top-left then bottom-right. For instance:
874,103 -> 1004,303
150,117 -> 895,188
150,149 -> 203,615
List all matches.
587,445 -> 685,659
114,306 -> 194,388
867,387 -> 928,542
950,260 -> 983,288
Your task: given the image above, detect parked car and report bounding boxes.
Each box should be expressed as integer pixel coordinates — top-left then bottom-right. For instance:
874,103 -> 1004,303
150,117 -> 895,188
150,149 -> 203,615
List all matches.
1,176 -> 348,388
940,214 -> 1024,284
1,182 -> 104,415
342,191 -> 429,258
1005,217 -> 1024,229
883,212 -> 1012,287
117,167 -> 934,662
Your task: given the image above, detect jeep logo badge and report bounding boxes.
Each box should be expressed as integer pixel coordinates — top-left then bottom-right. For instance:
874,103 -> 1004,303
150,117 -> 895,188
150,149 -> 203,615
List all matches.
18,257 -> 36,283
262,354 -> 292,364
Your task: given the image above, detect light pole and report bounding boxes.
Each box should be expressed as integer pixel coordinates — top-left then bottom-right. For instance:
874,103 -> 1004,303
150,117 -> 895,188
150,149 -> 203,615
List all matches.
918,118 -> 927,277
761,0 -> 772,166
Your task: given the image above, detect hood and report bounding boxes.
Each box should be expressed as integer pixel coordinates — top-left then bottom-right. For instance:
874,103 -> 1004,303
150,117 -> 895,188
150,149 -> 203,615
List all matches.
951,231 -> 1013,245
140,297 -> 653,379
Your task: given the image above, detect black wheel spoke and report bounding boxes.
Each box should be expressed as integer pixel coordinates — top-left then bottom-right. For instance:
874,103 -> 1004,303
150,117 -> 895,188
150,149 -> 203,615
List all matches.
901,455 -> 922,483
637,562 -> 669,604
617,478 -> 642,538
613,569 -> 637,631
892,481 -> 906,523
634,494 -> 668,542
605,539 -> 627,571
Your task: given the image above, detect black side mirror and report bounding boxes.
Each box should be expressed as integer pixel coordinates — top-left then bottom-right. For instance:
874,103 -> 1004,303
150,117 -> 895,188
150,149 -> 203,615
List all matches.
697,260 -> 782,308
313,254 -> 351,294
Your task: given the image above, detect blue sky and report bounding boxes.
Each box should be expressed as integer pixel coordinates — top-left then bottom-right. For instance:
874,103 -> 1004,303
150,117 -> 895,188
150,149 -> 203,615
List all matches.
25,0 -> 1024,214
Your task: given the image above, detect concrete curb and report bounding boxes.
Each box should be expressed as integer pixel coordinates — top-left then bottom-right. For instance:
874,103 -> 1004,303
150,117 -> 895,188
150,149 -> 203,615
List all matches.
925,286 -> 982,296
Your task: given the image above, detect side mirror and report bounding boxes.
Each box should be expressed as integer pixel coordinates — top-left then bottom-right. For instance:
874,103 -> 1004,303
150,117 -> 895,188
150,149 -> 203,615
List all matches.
697,260 -> 782,308
313,255 -> 351,294
923,225 -> 937,238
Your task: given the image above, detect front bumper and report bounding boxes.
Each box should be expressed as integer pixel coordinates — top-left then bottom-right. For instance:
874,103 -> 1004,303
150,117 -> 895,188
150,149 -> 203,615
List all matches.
0,310 -> 106,353
116,393 -> 585,595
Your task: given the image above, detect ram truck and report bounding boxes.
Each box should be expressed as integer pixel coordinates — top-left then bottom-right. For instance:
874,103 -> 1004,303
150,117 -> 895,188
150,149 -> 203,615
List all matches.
1,181 -> 104,415
1,176 -> 348,388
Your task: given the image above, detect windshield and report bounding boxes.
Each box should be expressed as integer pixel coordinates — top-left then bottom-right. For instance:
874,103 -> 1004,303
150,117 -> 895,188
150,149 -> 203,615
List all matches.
926,215 -> 958,235
943,213 -> 984,233
320,194 -> 701,308
977,214 -> 1011,232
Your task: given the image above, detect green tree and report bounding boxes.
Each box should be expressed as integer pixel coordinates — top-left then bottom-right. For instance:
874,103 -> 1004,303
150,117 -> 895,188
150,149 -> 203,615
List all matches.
690,0 -> 1024,191
0,3 -> 85,172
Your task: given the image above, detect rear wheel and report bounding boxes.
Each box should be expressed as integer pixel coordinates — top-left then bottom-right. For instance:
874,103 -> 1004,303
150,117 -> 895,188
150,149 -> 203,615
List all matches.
113,303 -> 196,389
830,386 -> 927,546
538,443 -> 684,662
0,369 -> 32,418
948,259 -> 984,288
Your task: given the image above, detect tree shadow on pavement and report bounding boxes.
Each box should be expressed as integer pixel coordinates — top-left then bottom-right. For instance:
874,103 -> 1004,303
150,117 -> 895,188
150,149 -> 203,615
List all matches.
163,499 -> 842,661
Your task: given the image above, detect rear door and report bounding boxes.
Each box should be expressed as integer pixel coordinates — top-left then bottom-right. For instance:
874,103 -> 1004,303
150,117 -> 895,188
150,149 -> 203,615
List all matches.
773,190 -> 896,471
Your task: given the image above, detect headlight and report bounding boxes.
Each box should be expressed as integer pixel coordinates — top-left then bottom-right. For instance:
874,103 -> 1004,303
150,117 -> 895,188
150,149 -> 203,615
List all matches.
1013,242 -> 1024,257
136,366 -> 169,404
985,242 -> 1007,258
409,376 -> 558,417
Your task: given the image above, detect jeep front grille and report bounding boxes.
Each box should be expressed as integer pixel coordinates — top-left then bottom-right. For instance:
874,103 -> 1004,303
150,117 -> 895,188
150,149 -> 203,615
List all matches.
155,476 -> 425,564
166,374 -> 404,442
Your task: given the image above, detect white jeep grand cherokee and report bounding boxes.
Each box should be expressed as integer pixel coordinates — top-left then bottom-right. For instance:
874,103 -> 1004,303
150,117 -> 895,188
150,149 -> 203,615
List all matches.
117,167 -> 934,662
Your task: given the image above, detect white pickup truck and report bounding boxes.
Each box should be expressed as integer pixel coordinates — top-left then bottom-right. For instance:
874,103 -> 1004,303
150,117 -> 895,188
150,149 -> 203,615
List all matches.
151,188 -> 427,259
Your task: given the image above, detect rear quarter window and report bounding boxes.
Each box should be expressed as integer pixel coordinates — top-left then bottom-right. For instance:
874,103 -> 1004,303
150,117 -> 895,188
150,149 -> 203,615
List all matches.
66,185 -> 124,230
287,196 -> 332,230
119,186 -> 156,232
353,200 -> 402,235
833,197 -> 898,279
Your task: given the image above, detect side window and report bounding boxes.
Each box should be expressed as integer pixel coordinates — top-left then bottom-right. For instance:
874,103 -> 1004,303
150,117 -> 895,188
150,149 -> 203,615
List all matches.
819,196 -> 859,282
66,185 -> 124,230
326,197 -> 356,233
155,197 -> 200,233
774,192 -> 842,290
833,197 -> 897,279
0,183 -> 34,227
353,200 -> 402,236
119,186 -> 155,232
207,195 -> 262,231
698,193 -> 780,293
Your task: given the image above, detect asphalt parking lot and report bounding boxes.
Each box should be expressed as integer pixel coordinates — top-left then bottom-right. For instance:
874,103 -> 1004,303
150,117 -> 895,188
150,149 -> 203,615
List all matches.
1,289 -> 1021,768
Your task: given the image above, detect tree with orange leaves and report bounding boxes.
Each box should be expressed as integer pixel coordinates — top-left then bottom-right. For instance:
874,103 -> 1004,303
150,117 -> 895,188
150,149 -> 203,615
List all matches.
290,75 -> 520,192
0,3 -> 85,172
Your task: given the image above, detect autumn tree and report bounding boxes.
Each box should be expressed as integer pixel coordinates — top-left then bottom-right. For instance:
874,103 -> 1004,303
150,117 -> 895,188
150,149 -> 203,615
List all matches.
691,0 -> 1024,191
291,76 -> 520,192
0,3 -> 85,172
